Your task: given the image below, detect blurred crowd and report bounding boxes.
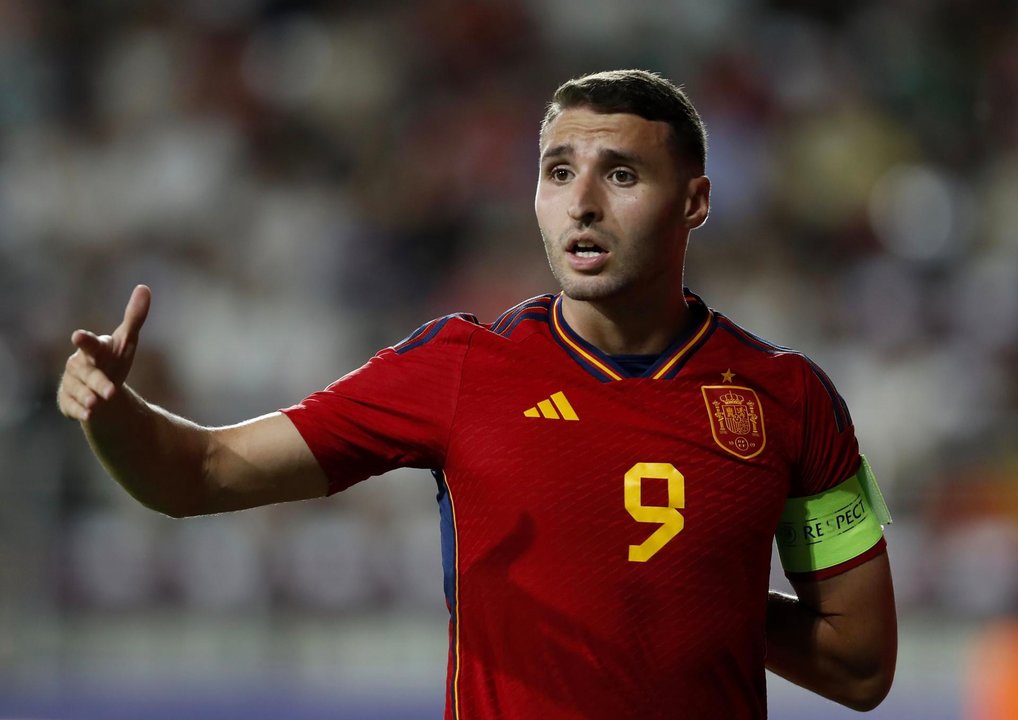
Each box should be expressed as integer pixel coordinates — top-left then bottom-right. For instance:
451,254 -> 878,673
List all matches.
1,0 -> 1016,694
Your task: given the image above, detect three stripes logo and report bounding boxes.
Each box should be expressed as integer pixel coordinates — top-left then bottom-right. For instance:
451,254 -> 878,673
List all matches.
523,391 -> 578,421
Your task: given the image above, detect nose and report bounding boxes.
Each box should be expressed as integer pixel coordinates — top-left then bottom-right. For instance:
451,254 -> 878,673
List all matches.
567,174 -> 603,226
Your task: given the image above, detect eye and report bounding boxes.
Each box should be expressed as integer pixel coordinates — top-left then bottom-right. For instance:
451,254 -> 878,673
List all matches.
610,169 -> 636,185
549,167 -> 572,182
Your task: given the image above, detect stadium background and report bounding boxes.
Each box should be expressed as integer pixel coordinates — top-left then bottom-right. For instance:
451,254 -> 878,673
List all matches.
1,0 -> 1016,717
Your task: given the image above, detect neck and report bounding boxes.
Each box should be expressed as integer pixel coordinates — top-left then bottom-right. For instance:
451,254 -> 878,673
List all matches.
561,286 -> 693,356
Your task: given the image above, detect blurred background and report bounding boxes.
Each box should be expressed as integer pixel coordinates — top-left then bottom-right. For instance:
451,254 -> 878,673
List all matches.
1,0 -> 1016,718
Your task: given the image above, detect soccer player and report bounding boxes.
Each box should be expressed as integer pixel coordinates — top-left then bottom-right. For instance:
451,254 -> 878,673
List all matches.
58,70 -> 897,718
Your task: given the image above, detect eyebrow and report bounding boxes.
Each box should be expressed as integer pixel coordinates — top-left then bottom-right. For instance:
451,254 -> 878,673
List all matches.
540,144 -> 645,166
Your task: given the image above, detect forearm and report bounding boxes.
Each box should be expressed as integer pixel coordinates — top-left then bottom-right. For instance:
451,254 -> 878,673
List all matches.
61,285 -> 324,516
766,591 -> 878,709
81,384 -> 212,517
765,561 -> 897,711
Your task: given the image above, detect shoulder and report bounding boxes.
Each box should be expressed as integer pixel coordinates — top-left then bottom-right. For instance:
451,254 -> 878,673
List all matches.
391,312 -> 483,355
712,310 -> 828,377
711,310 -> 852,430
487,294 -> 555,339
391,294 -> 555,355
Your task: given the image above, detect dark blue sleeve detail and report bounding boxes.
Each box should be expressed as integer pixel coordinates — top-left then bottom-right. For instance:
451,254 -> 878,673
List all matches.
719,320 -> 851,432
491,297 -> 552,335
433,470 -> 456,612
718,318 -> 787,354
804,360 -> 852,433
500,310 -> 549,338
394,313 -> 477,355
394,320 -> 434,350
490,306 -> 519,335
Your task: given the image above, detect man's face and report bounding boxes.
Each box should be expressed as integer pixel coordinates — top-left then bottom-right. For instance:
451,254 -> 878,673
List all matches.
535,107 -> 703,303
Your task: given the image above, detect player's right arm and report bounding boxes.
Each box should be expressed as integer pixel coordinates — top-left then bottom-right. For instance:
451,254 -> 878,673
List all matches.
57,285 -> 328,517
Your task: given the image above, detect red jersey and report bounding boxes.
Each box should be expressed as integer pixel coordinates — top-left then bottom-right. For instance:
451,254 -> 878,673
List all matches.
282,291 -> 886,719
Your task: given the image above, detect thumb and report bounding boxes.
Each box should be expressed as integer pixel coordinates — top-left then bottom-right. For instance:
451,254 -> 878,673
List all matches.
116,284 -> 151,348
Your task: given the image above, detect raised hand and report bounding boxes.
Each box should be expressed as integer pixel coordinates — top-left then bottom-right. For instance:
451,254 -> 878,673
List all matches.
57,284 -> 151,421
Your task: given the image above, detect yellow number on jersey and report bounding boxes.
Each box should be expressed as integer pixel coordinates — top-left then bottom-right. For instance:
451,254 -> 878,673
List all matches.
625,462 -> 685,562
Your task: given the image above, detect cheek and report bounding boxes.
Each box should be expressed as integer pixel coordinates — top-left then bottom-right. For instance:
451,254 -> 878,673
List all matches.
615,193 -> 669,234
625,193 -> 682,232
535,191 -> 565,233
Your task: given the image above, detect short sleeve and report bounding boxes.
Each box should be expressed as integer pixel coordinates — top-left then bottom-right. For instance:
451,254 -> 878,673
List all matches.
280,315 -> 474,495
782,356 -> 886,581
790,357 -> 861,498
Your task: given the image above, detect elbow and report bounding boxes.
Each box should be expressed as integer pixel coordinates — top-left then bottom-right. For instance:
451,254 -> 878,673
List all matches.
135,436 -> 217,519
157,501 -> 199,519
138,493 -> 204,519
840,661 -> 896,712
157,482 -> 216,520
161,428 -> 221,518
113,479 -> 203,519
842,681 -> 892,713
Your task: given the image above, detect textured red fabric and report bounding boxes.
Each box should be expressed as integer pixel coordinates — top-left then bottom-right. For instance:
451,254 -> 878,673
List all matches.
281,291 -> 885,720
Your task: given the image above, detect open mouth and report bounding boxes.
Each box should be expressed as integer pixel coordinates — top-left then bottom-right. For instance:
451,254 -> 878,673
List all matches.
568,237 -> 608,258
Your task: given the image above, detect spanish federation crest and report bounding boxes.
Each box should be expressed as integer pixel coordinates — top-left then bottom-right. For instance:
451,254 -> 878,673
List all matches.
701,385 -> 766,459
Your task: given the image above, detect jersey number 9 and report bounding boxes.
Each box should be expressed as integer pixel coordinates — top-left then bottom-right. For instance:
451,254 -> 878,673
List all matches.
625,462 -> 685,562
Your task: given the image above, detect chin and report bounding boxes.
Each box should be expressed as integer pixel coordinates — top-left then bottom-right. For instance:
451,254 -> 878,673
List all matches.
558,276 -> 626,302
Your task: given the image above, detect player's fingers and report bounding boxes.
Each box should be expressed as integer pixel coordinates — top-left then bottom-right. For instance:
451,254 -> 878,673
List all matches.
116,285 -> 151,345
71,329 -> 109,360
58,373 -> 101,414
63,349 -> 117,403
77,363 -> 116,400
65,348 -> 96,379
58,392 -> 93,422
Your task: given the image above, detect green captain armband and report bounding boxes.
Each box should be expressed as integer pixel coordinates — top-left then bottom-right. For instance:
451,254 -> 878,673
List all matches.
776,456 -> 892,574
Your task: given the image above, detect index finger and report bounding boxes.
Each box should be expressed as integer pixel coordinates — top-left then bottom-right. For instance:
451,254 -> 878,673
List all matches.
117,284 -> 151,342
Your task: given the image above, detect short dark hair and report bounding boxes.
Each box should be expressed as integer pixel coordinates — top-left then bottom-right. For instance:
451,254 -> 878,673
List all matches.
541,69 -> 707,176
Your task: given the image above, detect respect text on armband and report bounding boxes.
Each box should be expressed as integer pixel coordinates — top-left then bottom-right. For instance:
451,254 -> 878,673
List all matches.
777,493 -> 868,548
776,468 -> 886,572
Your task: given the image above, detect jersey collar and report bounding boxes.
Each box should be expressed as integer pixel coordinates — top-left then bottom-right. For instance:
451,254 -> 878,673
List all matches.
548,290 -> 716,382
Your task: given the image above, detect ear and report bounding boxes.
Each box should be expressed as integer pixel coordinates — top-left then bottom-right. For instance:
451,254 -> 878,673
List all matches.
683,176 -> 710,229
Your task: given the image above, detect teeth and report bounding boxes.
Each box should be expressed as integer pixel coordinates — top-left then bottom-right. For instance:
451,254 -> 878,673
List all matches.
576,250 -> 601,258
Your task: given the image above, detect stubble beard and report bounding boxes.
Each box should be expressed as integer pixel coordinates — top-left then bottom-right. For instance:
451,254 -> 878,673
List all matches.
541,229 -> 629,302
552,267 -> 629,301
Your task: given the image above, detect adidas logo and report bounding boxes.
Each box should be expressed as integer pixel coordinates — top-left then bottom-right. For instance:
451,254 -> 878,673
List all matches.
523,391 -> 578,421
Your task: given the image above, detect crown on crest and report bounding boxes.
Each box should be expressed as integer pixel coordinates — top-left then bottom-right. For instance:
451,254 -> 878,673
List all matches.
719,390 -> 745,405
